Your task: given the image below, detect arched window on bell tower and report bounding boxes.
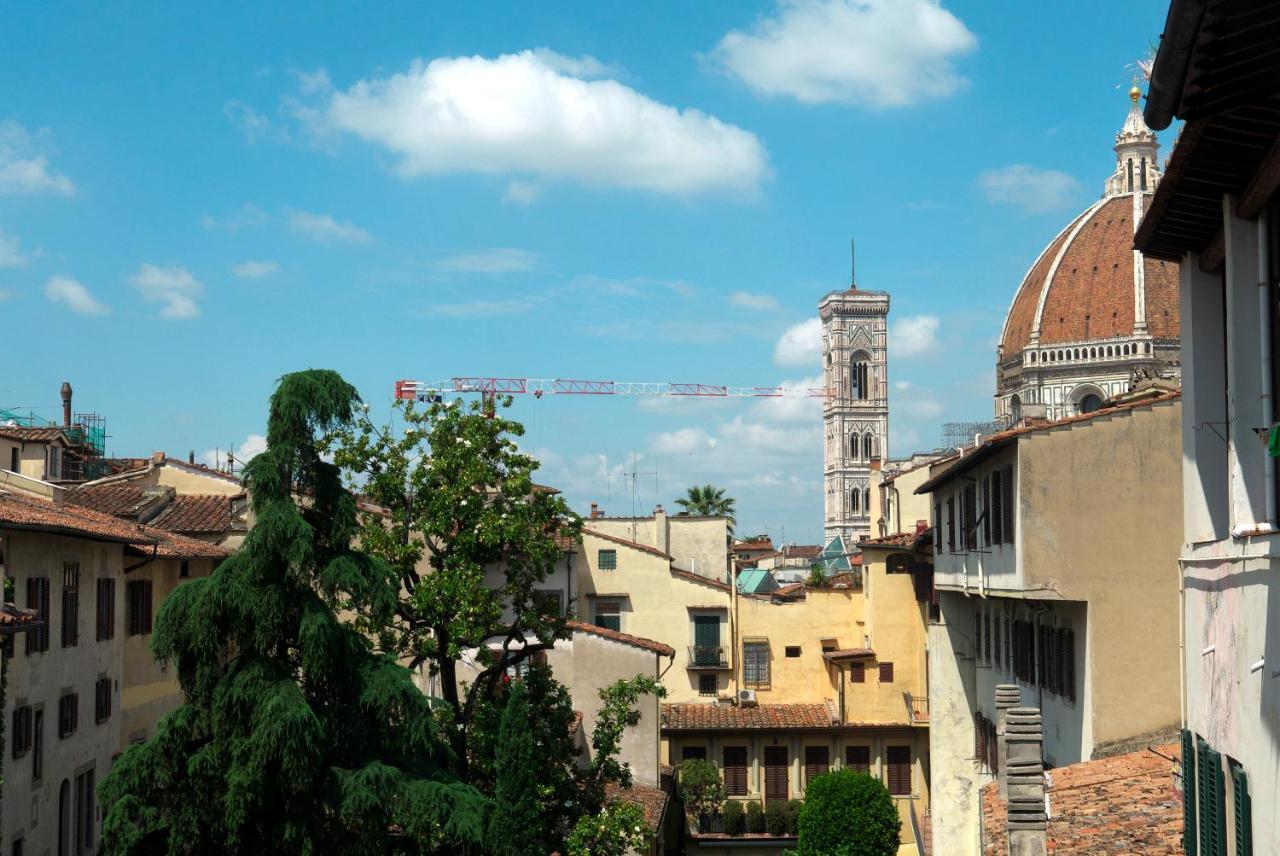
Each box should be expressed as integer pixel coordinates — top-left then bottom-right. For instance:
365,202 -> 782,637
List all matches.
849,433 -> 860,460
1127,159 -> 1134,192
863,487 -> 871,514
863,432 -> 873,460
1140,156 -> 1148,191
850,351 -> 870,401
851,488 -> 861,514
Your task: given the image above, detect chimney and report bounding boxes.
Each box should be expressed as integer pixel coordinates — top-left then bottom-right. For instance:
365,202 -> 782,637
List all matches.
589,502 -> 601,520
870,456 -> 882,472
653,504 -> 668,555
60,382 -> 73,427
994,684 -> 1021,798
151,451 -> 165,463
1005,707 -> 1047,856
915,519 -> 928,534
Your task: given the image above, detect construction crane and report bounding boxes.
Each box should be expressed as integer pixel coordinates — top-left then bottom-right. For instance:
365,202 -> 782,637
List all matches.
394,377 -> 831,407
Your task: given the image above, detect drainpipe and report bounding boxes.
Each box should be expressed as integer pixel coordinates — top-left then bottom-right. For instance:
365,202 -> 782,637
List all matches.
1260,209 -> 1276,531
1177,558 -> 1187,731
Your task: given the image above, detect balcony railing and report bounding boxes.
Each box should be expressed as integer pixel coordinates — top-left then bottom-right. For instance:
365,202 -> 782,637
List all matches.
688,645 -> 730,669
904,692 -> 929,724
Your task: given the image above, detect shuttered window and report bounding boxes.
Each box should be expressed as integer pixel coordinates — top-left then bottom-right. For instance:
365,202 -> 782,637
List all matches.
764,746 -> 788,802
1197,738 -> 1226,856
1230,760 -> 1251,856
61,562 -> 80,648
849,662 -> 865,683
982,473 -> 992,545
984,614 -> 991,665
1062,629 -> 1076,702
987,719 -> 999,773
804,746 -> 829,789
1001,467 -> 1014,543
723,747 -> 748,796
1181,730 -> 1197,856
879,662 -> 894,683
126,580 -> 154,636
94,677 -> 112,724
11,705 -> 32,758
991,469 -> 1003,544
947,498 -> 956,552
96,578 -> 115,641
25,577 -> 50,654
962,483 -> 977,550
846,745 -> 870,774
58,692 -> 78,739
886,746 -> 911,796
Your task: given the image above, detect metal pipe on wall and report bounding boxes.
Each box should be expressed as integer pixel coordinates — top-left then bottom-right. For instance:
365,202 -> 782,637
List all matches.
1260,209 -> 1276,529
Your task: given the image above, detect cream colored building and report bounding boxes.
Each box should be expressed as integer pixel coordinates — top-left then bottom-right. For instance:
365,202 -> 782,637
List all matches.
918,391 -> 1183,855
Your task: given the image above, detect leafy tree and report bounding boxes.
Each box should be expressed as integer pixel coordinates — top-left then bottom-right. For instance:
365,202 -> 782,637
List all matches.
796,770 -> 901,856
583,675 -> 667,811
565,801 -> 652,856
330,396 -> 581,783
99,370 -> 485,854
678,758 -> 726,819
486,681 -> 545,856
674,484 -> 737,530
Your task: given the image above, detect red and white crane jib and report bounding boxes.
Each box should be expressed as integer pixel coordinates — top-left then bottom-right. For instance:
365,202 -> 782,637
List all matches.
393,377 -> 831,402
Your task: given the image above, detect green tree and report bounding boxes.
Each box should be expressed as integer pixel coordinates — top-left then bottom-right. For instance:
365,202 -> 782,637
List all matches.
674,484 -> 737,530
796,770 -> 900,856
565,801 -> 652,856
99,370 -> 485,854
677,758 -> 726,819
486,681 -> 544,856
330,396 -> 581,783
582,675 -> 667,812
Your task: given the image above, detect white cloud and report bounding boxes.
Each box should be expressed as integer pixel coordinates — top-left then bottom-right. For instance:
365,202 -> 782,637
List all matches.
45,275 -> 108,316
314,50 -> 768,196
200,433 -> 267,469
773,318 -> 822,367
654,427 -> 718,455
901,396 -> 943,419
711,0 -> 977,107
224,101 -> 286,143
287,209 -> 373,245
0,228 -> 27,267
978,165 -> 1081,214
201,203 -> 267,233
432,299 -> 535,318
503,180 -> 539,205
729,291 -> 780,311
437,248 -> 538,274
571,275 -> 694,299
0,121 -> 75,196
891,314 -> 940,358
130,263 -> 203,319
231,259 -> 280,279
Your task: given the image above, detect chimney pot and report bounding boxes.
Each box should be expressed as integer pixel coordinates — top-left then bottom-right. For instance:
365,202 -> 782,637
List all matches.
151,451 -> 164,463
60,382 -> 73,427
916,519 -> 928,533
188,450 -> 195,465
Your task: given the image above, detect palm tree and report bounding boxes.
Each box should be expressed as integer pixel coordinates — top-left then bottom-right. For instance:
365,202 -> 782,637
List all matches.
674,484 -> 737,533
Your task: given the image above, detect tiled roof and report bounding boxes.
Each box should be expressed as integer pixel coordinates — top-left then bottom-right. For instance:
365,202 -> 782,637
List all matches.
669,566 -> 731,592
565,619 -> 675,657
66,484 -> 152,517
662,702 -> 836,731
0,603 -> 40,629
858,527 -> 932,551
0,426 -> 67,443
784,544 -> 822,559
981,744 -> 1181,855
604,782 -> 669,830
582,528 -> 672,560
151,495 -> 238,534
733,538 -> 775,551
142,530 -> 232,560
161,457 -> 244,484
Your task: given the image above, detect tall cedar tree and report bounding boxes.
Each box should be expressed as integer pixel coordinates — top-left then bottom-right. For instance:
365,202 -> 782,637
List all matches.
485,681 -> 544,856
330,396 -> 581,782
99,370 -> 486,854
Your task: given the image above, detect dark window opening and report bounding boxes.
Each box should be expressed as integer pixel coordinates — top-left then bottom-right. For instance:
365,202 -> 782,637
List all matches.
126,580 -> 153,636
785,645 -> 801,658
698,674 -> 717,696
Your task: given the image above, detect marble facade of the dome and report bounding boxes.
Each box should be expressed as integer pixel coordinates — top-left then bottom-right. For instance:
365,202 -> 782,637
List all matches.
995,89 -> 1181,422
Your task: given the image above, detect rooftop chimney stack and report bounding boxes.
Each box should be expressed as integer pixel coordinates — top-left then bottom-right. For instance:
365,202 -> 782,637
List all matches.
653,504 -> 668,555
188,450 -> 195,465
60,381 -> 72,427
1005,707 -> 1048,856
995,685 -> 1022,798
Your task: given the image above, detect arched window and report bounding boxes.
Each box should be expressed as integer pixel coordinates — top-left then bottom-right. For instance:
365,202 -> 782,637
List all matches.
863,487 -> 871,514
1140,157 -> 1148,191
851,489 -> 861,513
863,432 -> 874,461
1079,393 -> 1103,414
850,351 -> 871,400
1074,349 -> 1081,360
1030,352 -> 1037,363
1146,342 -> 1152,353
1105,346 -> 1112,357
850,434 -> 860,459
1127,158 -> 1134,192
1058,350 -> 1065,361
1010,394 -> 1023,422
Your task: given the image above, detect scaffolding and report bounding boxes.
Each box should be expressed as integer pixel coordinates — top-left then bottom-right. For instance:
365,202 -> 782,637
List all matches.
0,407 -> 108,480
940,418 -> 1011,450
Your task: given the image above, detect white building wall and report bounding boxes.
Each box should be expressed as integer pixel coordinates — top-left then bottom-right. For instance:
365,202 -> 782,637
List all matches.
927,591 -> 982,856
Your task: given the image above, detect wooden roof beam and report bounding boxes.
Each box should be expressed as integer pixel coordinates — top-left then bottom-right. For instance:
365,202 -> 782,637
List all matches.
1236,131 -> 1280,219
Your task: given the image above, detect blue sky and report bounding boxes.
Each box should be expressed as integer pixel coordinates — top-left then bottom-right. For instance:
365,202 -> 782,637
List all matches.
1,1 -> 1171,543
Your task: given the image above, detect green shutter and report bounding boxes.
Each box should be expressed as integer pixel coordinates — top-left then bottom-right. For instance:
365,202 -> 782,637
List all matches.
1198,740 -> 1226,856
1181,730 -> 1197,856
694,615 -> 720,647
1231,762 -> 1251,856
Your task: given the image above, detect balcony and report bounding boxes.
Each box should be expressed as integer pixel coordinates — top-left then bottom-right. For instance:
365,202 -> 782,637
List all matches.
688,645 -> 730,669
904,692 -> 929,725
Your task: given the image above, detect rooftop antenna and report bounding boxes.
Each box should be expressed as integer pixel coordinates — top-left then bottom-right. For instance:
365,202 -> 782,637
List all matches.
850,238 -> 856,288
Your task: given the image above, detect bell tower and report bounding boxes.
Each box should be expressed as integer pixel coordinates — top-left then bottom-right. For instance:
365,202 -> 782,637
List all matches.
820,246 -> 890,547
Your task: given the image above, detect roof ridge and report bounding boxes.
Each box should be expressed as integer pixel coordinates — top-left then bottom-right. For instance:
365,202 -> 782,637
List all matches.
582,527 -> 673,559
565,619 -> 675,657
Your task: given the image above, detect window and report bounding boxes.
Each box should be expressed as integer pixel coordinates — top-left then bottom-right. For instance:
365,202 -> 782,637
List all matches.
593,600 -> 621,632
11,704 -> 32,758
74,767 -> 95,854
60,562 -> 80,648
851,489 -> 861,514
863,433 -> 873,461
764,746 -> 789,802
1140,156 -> 1148,191
25,577 -> 50,654
45,445 -> 62,481
179,560 -> 190,579
886,746 -> 911,796
879,662 -> 894,683
947,498 -> 956,552
597,549 -> 617,570
31,710 -> 42,782
994,615 -> 1002,667
1195,736 -> 1227,855
692,615 -> 722,667
58,692 -> 78,739
96,579 -> 115,641
12,836 -> 23,856
698,674 -> 717,696
127,580 -> 154,636
846,745 -> 870,774
94,677 -> 112,724
804,746 -> 830,788
1001,467 -> 1014,544
785,645 -> 801,658
962,483 -> 977,550
1229,758 -> 1251,856
984,614 -> 991,666
743,641 -> 770,688
723,746 -> 748,796
849,661 -> 865,683
850,355 -> 870,401
681,746 -> 707,762
8,447 -> 16,472
991,469 -> 1003,545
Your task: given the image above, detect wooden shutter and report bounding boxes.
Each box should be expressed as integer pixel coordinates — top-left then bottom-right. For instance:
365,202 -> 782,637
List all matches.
987,719 -> 999,773
764,746 -> 788,802
947,499 -> 956,552
886,746 -> 911,796
879,662 -> 894,683
984,614 -> 991,665
846,745 -> 870,774
962,483 -> 977,550
1063,629 -> 1076,702
1231,761 -> 1251,856
804,746 -> 829,789
1002,466 -> 1014,543
723,746 -> 748,796
1181,730 -> 1197,856
991,469 -> 1003,544
1198,739 -> 1226,856
849,662 -> 865,683
982,473 -> 992,545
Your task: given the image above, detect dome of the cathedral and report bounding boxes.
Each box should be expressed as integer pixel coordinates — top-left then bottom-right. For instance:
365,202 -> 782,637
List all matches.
994,89 -> 1182,422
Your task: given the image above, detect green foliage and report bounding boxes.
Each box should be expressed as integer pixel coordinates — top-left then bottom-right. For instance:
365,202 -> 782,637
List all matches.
787,799 -> 804,835
565,801 -> 652,856
673,484 -> 736,530
678,758 -> 726,818
486,681 -> 547,856
583,675 -> 667,811
765,801 -> 789,835
99,370 -> 486,854
722,800 -> 746,836
746,801 -> 766,833
796,770 -> 901,856
806,565 -> 828,588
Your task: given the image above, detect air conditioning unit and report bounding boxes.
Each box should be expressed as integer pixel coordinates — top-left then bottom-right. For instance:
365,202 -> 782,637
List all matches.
738,689 -> 757,707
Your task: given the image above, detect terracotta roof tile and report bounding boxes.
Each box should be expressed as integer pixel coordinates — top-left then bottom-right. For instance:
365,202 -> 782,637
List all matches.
65,484 -> 151,517
822,648 -> 876,662
150,495 -> 238,534
0,426 -> 67,443
565,619 -> 675,657
662,702 -> 835,731
604,782 -> 669,830
669,566 -> 731,592
1001,212 -> 1087,356
982,744 -> 1181,855
784,544 -> 822,559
